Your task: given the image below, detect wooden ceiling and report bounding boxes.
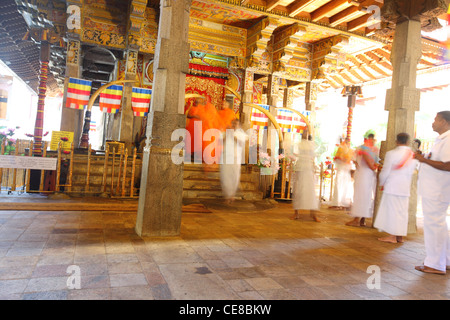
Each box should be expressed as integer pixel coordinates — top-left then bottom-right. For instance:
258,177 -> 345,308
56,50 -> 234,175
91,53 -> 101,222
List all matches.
0,1 -> 61,96
180,0 -> 386,36
0,0 -> 448,97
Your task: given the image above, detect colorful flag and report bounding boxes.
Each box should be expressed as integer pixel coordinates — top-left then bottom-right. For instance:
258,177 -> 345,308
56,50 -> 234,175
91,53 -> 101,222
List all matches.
292,110 -> 310,133
90,120 -> 96,132
99,84 -> 123,113
131,87 -> 152,117
276,109 -> 293,133
251,104 -> 269,130
66,78 -> 92,110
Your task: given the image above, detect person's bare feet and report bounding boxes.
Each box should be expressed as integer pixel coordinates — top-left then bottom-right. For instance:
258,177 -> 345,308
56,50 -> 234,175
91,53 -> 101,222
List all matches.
290,210 -> 299,220
345,218 -> 360,226
396,236 -> 404,243
378,235 -> 398,243
360,217 -> 366,227
310,211 -> 320,222
415,265 -> 446,275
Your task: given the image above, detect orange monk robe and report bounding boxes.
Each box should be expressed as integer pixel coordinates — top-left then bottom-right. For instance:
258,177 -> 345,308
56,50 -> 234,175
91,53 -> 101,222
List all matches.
199,102 -> 221,162
217,108 -> 236,131
186,105 -> 203,155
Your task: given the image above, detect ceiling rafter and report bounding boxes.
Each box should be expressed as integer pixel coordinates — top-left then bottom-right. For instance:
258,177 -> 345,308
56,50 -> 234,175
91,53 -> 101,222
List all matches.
347,13 -> 372,31
310,0 -> 354,22
288,0 -> 320,17
266,0 -> 284,11
329,5 -> 364,27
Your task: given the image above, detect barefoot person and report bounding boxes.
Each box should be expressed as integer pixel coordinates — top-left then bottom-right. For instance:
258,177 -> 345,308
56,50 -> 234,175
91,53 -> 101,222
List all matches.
291,135 -> 320,222
414,111 -> 450,275
346,133 -> 379,227
330,137 -> 354,210
373,133 -> 418,243
220,119 -> 247,204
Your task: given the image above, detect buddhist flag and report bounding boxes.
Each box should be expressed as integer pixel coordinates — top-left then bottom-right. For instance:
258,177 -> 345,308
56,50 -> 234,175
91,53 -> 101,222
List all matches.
66,78 -> 92,110
131,87 -> 152,117
251,104 -> 269,130
292,110 -> 310,133
276,109 -> 293,133
0,91 -> 7,119
99,84 -> 123,113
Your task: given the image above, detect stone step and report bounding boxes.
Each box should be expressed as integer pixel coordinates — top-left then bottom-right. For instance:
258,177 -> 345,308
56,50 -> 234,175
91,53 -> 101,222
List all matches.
182,188 -> 264,200
183,178 -> 257,191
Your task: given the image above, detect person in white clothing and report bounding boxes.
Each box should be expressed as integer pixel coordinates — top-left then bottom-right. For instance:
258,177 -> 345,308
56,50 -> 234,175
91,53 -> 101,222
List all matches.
330,137 -> 354,210
373,133 -> 418,244
346,133 -> 379,227
414,111 -> 450,275
220,119 -> 248,204
291,135 -> 320,222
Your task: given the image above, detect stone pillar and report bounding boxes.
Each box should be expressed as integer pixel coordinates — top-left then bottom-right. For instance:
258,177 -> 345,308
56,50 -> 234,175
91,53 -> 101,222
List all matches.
384,19 -> 422,152
374,19 -> 422,232
119,50 -> 138,151
239,69 -> 254,131
304,82 -> 317,137
60,37 -> 83,147
135,0 -> 191,237
267,74 -> 278,107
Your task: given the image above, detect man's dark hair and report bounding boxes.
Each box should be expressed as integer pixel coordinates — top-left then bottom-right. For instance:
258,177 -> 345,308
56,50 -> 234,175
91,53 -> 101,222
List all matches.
367,133 -> 375,139
437,111 -> 450,123
396,132 -> 410,145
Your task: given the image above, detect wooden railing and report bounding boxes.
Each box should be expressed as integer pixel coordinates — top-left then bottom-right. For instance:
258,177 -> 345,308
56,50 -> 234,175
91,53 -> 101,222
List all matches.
0,139 -> 142,198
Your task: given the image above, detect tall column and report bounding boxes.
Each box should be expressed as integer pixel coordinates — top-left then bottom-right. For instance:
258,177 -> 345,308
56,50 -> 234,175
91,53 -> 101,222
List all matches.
374,19 -> 422,232
384,19 -> 422,152
61,0 -> 83,147
239,69 -> 254,131
60,37 -> 83,147
304,82 -> 317,137
267,74 -> 278,107
119,50 -> 138,151
119,0 -> 148,150
135,0 -> 191,237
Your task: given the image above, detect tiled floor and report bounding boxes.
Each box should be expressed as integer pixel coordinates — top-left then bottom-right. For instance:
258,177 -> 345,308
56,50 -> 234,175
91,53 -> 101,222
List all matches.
0,199 -> 449,300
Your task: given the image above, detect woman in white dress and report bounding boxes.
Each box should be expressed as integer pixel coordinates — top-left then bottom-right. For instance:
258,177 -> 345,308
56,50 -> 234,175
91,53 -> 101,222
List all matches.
220,120 -> 247,204
291,135 -> 320,222
330,137 -> 354,209
346,134 -> 379,227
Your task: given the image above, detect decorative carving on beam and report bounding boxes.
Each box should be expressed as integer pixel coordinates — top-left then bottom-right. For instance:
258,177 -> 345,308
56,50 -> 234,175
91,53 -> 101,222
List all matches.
140,7 -> 158,54
246,17 -> 279,73
311,34 -> 349,80
380,0 -> 448,34
127,0 -> 149,50
189,18 -> 247,58
81,0 -> 128,49
272,24 -> 307,69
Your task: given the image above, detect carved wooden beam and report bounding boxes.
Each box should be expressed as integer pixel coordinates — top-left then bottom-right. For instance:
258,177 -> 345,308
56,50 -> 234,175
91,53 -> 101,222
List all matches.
329,6 -> 365,26
310,0 -> 355,22
272,24 -> 307,70
266,0 -> 284,11
347,13 -> 372,31
127,0 -> 148,50
288,0 -> 321,17
246,17 -> 279,70
311,34 -> 349,80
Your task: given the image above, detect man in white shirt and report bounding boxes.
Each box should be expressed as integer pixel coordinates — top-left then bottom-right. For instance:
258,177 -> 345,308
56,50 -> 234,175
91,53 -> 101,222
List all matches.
374,133 -> 418,244
414,111 -> 450,275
